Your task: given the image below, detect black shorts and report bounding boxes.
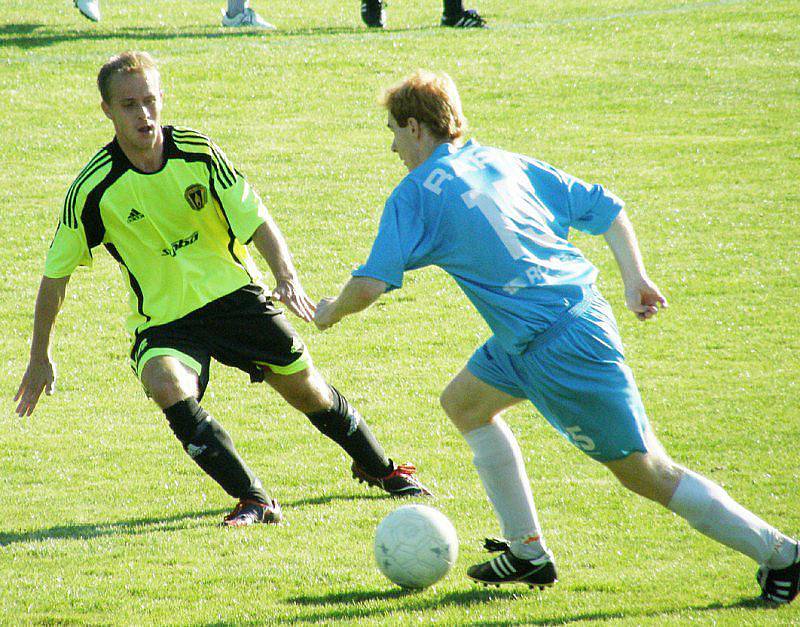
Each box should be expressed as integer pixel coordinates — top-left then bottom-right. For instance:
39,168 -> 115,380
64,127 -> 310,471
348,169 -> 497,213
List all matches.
130,284 -> 311,398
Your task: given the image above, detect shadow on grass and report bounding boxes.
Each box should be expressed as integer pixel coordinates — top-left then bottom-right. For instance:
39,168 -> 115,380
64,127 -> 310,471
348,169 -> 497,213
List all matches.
281,588 -> 539,624
280,589 -> 773,624
0,508 -> 225,546
285,492 -> 390,508
1,22 -> 426,50
0,492 -> 391,546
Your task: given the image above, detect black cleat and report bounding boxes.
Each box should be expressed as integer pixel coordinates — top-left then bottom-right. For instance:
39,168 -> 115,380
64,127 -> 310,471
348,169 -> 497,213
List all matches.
222,498 -> 282,527
352,460 -> 432,497
467,538 -> 557,588
361,0 -> 386,28
757,542 -> 800,604
441,8 -> 486,28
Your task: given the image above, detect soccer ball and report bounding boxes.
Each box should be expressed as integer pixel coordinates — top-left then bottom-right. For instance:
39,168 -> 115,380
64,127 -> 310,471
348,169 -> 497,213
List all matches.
374,504 -> 459,589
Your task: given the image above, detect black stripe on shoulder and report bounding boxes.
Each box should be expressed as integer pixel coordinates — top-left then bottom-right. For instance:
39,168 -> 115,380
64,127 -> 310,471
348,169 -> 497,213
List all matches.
67,154 -> 113,228
173,129 -> 236,188
63,151 -> 113,229
62,150 -> 111,227
82,161 -> 127,249
173,138 -> 229,188
173,129 -> 236,187
209,143 -> 236,187
172,127 -> 212,144
174,139 -> 236,189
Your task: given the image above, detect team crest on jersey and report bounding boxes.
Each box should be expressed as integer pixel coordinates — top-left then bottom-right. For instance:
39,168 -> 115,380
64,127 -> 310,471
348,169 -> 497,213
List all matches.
184,184 -> 208,211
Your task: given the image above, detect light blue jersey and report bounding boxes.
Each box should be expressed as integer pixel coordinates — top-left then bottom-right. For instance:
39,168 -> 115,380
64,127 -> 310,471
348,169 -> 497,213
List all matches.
353,140 -> 624,354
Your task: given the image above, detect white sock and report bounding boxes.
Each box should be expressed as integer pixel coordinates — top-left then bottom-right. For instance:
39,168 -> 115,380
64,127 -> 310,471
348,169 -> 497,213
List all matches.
668,470 -> 796,568
463,419 -> 549,560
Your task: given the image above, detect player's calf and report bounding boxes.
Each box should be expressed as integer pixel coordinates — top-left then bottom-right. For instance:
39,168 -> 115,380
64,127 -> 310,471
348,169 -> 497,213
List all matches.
306,385 -> 395,478
164,398 -> 268,503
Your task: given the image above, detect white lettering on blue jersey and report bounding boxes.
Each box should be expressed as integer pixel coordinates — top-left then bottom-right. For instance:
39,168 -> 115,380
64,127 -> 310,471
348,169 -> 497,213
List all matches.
423,168 -> 454,195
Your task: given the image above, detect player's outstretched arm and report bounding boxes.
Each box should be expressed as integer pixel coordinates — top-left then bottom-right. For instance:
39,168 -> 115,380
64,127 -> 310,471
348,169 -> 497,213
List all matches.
250,220 -> 316,322
602,209 -> 668,321
14,276 -> 69,416
315,277 -> 387,330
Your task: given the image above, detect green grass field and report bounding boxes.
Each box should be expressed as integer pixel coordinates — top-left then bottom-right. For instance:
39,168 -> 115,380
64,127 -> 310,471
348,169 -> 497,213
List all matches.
1,0 -> 799,623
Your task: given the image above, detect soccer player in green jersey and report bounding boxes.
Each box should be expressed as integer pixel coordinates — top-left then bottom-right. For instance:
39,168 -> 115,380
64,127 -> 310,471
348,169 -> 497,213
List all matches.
14,51 -> 429,527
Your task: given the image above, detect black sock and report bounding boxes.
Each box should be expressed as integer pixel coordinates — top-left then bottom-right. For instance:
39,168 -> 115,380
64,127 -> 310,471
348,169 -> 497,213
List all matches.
443,0 -> 465,18
163,398 -> 267,502
306,386 -> 393,478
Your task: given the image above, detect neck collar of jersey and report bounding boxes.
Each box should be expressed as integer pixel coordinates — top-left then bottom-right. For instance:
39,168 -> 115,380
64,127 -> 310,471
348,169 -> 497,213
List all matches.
428,138 -> 476,162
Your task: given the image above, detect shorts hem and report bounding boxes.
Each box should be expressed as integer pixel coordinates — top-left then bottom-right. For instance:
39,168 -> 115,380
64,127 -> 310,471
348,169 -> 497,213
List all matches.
254,350 -> 312,376
135,348 -> 203,379
466,361 -> 526,399
589,445 -> 649,463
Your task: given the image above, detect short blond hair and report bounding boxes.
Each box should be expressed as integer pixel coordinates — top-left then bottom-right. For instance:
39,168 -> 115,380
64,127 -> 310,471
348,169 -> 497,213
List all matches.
97,51 -> 159,103
380,70 -> 467,142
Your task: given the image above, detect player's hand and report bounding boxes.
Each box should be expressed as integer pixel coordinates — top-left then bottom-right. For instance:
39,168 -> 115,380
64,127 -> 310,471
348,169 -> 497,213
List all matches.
624,277 -> 668,321
314,297 -> 339,331
14,358 -> 56,417
272,278 -> 316,322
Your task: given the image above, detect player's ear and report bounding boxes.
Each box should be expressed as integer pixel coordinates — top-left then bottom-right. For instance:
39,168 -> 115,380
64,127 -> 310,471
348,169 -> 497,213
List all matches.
101,99 -> 113,120
407,117 -> 421,139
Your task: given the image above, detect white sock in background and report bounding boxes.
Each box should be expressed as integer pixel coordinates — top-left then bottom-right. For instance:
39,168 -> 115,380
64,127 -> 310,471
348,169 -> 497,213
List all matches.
464,418 -> 550,560
668,469 -> 797,568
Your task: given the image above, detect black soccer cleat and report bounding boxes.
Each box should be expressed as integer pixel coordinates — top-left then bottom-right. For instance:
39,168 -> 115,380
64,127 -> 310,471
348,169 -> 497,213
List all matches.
467,538 -> 557,589
440,8 -> 487,28
352,460 -> 432,497
222,498 -> 282,527
757,542 -> 800,604
361,0 -> 386,28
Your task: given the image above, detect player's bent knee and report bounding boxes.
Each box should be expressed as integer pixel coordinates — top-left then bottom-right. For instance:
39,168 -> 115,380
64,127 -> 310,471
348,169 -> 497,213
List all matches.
606,452 -> 681,506
439,385 -> 466,419
439,388 -> 487,426
147,379 -> 193,408
141,358 -> 198,408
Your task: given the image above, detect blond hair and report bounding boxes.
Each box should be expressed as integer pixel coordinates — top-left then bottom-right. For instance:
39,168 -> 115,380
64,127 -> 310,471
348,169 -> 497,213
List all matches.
97,51 -> 159,103
380,70 -> 466,142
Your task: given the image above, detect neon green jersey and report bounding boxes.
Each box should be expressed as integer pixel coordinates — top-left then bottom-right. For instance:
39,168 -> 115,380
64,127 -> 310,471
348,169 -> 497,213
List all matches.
45,126 -> 268,334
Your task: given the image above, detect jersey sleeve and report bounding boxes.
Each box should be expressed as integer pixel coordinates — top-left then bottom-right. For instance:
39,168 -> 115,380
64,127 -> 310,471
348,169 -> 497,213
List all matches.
561,170 -> 624,235
352,181 -> 428,290
43,179 -> 96,278
209,141 -> 269,243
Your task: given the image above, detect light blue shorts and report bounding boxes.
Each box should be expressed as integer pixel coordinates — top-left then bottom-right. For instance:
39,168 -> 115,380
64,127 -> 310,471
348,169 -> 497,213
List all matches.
467,292 -> 650,462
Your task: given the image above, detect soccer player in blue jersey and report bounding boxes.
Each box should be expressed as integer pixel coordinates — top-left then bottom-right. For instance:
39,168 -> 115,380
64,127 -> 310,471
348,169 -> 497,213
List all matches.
314,70 -> 799,603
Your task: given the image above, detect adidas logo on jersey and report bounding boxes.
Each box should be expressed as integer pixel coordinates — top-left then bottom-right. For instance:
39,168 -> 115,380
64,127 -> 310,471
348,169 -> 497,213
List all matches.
127,208 -> 144,223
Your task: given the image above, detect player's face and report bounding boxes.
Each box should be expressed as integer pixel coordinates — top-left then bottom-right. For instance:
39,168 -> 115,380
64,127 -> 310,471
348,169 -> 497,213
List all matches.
102,69 -> 163,153
388,112 -> 421,171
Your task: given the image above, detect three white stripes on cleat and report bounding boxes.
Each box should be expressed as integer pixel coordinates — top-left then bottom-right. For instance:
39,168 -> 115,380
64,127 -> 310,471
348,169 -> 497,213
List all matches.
489,554 -> 517,578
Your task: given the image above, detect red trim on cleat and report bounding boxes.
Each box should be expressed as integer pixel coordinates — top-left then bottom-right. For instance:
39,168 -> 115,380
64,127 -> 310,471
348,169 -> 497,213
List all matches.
351,461 -> 433,497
